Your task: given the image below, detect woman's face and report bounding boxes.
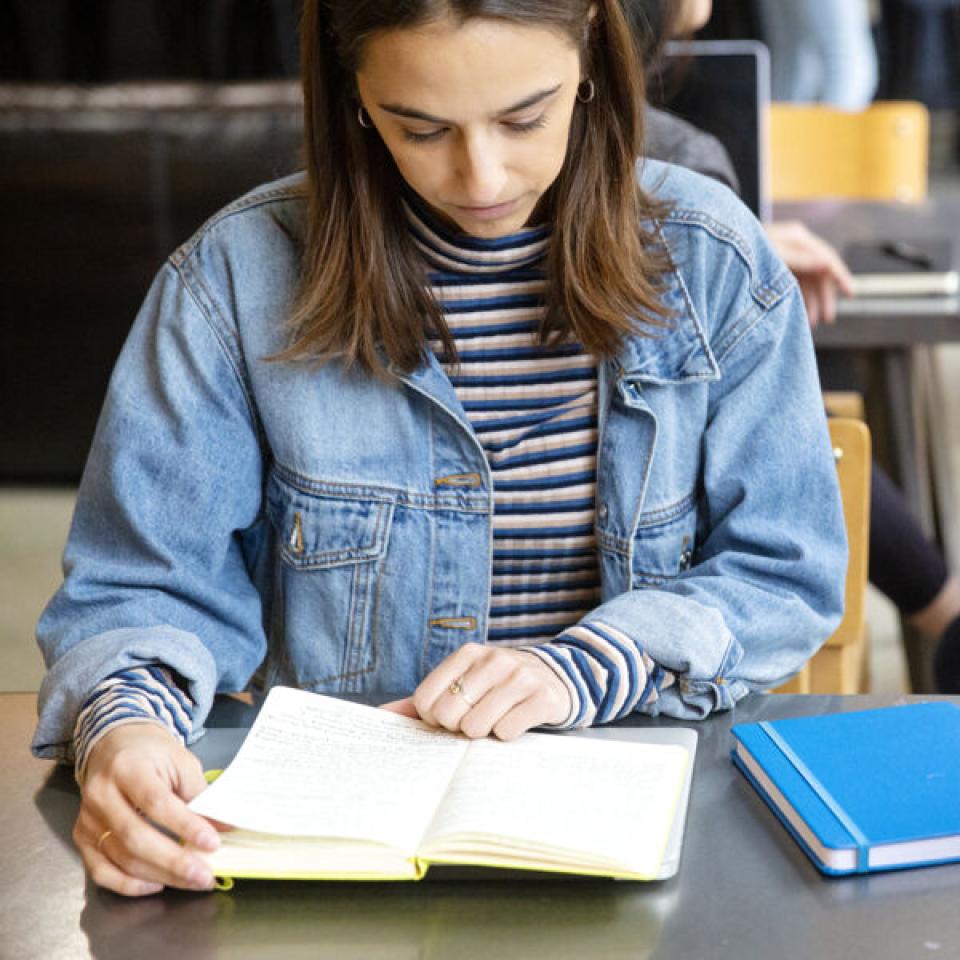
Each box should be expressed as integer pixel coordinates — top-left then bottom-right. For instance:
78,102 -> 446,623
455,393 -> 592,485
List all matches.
356,16 -> 582,239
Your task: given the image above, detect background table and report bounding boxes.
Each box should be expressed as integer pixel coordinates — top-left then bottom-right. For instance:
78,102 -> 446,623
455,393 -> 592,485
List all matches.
780,196 -> 960,547
5,691 -> 960,959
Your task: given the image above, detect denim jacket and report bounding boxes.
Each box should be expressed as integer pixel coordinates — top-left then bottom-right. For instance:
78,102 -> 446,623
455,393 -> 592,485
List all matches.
33,160 -> 846,759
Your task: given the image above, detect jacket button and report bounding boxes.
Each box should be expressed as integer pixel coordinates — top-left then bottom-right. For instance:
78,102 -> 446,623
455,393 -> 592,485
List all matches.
598,502 -> 609,522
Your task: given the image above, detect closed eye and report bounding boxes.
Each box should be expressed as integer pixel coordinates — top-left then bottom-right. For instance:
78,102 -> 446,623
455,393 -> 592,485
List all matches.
402,127 -> 448,144
504,115 -> 548,134
402,114 -> 549,145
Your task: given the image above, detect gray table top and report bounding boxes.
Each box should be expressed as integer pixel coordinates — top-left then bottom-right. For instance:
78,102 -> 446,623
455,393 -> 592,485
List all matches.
775,198 -> 960,348
5,691 -> 960,960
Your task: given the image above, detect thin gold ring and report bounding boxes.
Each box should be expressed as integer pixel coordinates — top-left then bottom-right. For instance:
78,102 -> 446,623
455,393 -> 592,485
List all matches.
95,828 -> 113,853
448,677 -> 476,707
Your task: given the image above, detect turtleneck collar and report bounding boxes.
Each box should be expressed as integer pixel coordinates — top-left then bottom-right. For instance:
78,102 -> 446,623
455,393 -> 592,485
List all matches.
403,189 -> 550,276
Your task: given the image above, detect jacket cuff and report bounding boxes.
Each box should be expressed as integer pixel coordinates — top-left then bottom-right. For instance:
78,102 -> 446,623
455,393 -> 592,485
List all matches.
73,665 -> 196,782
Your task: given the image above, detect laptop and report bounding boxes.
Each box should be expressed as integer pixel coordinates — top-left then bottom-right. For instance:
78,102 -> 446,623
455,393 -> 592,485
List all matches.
656,39 -> 772,222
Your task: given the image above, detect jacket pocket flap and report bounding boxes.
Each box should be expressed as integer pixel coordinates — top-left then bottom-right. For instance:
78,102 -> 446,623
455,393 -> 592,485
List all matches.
267,473 -> 392,570
629,493 -> 698,586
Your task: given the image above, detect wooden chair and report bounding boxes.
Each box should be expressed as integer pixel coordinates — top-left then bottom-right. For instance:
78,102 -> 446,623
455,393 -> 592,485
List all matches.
776,418 -> 872,694
768,101 -> 929,203
769,103 -> 930,422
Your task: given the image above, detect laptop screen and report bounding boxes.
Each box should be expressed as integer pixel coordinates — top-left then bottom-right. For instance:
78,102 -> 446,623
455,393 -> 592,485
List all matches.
653,39 -> 771,222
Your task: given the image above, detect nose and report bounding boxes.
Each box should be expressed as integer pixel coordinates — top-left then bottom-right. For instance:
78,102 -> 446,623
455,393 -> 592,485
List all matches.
456,131 -> 508,206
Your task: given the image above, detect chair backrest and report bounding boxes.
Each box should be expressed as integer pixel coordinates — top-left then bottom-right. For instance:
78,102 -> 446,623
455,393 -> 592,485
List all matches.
768,101 -> 929,203
827,418 -> 872,654
776,418 -> 872,694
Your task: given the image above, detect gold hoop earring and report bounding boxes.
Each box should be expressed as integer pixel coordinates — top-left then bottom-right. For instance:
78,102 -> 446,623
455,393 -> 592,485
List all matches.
576,79 -> 596,103
357,105 -> 374,129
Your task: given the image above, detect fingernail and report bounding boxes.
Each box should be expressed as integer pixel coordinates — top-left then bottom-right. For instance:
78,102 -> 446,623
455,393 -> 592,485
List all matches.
188,866 -> 214,890
195,828 -> 220,851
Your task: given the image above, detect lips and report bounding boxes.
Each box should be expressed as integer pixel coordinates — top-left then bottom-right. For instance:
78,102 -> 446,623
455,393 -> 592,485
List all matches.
454,197 -> 521,221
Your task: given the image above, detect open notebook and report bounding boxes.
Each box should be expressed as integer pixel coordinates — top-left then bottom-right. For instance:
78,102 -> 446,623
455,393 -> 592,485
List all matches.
189,688 -> 698,883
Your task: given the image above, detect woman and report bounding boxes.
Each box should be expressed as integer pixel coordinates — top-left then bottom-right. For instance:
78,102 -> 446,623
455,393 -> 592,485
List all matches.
32,0 -> 845,896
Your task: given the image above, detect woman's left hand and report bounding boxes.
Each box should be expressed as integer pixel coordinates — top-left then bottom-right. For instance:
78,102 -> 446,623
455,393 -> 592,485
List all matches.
380,643 -> 571,740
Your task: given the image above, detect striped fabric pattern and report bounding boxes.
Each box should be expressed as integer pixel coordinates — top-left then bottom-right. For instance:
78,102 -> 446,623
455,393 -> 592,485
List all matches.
410,198 -> 603,648
525,624 -> 672,728
73,665 -> 193,780
410,198 -> 673,727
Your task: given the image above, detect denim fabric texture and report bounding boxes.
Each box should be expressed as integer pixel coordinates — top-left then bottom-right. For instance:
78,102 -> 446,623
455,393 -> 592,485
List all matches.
33,159 -> 847,759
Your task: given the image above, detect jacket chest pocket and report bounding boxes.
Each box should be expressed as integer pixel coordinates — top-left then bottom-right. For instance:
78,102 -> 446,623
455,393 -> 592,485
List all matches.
266,471 -> 393,689
631,492 -> 698,586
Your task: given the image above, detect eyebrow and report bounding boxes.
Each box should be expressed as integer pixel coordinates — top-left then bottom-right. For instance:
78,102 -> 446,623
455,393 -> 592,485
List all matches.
378,83 -> 563,125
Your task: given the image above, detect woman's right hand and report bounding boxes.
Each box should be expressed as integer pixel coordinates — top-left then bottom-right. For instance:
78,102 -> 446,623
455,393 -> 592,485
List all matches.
74,722 -> 221,897
764,221 -> 854,328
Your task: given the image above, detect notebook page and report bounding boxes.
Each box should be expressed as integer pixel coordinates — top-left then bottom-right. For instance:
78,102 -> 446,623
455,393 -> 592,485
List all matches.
421,732 -> 689,874
189,688 -> 468,854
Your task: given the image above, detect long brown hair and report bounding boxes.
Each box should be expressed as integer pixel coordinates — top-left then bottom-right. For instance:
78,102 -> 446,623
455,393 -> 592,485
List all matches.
283,0 -> 671,375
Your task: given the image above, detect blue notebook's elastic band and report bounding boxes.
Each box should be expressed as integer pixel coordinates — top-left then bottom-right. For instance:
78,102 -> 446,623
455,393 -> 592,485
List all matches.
758,721 -> 870,872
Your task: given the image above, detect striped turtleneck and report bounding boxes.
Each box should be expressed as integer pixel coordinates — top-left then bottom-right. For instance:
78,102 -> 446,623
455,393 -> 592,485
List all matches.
407,196 -> 602,648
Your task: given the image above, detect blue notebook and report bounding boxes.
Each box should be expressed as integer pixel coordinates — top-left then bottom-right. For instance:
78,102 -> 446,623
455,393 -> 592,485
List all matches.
731,703 -> 960,875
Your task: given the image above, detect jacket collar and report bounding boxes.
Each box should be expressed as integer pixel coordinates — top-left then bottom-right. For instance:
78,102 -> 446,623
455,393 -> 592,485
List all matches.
613,261 -> 720,385
398,239 -> 719,398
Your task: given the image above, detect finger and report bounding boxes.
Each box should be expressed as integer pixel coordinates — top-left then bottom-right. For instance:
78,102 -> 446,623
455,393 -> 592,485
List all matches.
114,804 -> 215,891
105,840 -> 215,894
491,694 -> 552,742
426,650 -> 516,732
458,672 -> 534,740
463,650 -> 571,739
379,697 -> 420,718
428,680 -> 475,732
809,238 -> 854,295
124,758 -> 220,853
818,274 -> 838,324
796,232 -> 854,295
74,811 -> 171,897
81,839 -> 165,898
800,281 -> 820,328
174,751 -> 216,806
438,653 -> 527,737
105,779 -> 216,890
413,643 -> 486,726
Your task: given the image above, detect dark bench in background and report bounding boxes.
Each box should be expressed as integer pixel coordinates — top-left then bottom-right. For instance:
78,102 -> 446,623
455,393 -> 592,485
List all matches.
0,81 -> 303,482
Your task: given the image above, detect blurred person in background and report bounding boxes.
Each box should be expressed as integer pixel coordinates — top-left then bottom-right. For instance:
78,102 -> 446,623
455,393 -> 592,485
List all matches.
754,0 -> 879,109
630,0 -> 960,689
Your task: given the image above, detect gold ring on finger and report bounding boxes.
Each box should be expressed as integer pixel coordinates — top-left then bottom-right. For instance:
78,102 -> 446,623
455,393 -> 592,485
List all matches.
95,828 -> 113,854
448,677 -> 476,707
